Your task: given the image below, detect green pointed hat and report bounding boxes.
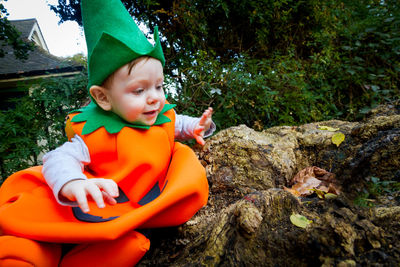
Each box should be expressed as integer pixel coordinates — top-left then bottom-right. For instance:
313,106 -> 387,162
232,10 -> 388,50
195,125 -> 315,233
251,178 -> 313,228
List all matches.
81,0 -> 165,88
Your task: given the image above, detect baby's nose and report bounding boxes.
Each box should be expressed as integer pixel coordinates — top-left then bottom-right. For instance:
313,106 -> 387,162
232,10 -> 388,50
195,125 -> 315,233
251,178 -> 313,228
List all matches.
147,89 -> 159,104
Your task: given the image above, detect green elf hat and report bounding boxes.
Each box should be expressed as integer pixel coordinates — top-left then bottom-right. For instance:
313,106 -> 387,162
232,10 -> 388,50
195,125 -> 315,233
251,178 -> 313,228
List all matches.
81,0 -> 165,88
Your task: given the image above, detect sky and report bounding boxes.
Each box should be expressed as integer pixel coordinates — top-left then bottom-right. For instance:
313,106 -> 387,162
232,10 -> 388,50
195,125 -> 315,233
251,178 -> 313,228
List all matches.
2,0 -> 87,58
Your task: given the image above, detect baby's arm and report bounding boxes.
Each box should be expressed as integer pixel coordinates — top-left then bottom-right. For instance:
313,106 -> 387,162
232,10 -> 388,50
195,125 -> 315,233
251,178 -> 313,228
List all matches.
42,135 -> 118,213
42,135 -> 90,204
193,107 -> 213,146
175,107 -> 215,145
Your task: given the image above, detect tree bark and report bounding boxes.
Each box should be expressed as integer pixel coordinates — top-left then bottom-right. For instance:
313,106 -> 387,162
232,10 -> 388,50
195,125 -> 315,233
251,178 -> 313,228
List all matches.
139,102 -> 400,266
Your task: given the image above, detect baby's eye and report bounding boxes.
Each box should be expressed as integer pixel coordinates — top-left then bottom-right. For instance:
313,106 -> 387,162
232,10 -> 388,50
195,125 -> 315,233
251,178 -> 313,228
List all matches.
156,85 -> 164,91
133,88 -> 144,95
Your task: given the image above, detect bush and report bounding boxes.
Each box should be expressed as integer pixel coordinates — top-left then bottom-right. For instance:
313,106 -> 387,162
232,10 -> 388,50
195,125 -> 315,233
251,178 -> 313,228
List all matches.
0,72 -> 88,181
170,0 -> 399,129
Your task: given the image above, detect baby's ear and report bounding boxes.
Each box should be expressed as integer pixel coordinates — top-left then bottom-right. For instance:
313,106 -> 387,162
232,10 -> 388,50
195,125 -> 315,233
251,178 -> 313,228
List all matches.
89,86 -> 112,111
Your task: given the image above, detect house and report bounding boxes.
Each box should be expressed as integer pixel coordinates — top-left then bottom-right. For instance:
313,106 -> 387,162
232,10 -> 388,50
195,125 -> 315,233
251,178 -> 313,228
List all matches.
0,18 -> 84,109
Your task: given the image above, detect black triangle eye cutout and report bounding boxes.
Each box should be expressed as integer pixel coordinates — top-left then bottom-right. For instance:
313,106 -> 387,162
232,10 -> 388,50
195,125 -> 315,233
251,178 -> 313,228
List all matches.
72,187 -> 129,223
115,187 -> 129,203
137,181 -> 167,206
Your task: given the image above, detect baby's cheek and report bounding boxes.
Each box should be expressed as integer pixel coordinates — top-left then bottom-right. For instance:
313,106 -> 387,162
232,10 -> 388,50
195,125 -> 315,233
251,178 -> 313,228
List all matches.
124,106 -> 142,122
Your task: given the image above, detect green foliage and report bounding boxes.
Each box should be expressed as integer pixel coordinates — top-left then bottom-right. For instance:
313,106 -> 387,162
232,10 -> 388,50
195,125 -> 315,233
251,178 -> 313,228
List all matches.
65,53 -> 88,66
354,192 -> 375,207
170,50 -> 323,130
169,48 -> 351,130
171,0 -> 400,128
354,176 -> 400,207
307,0 -> 400,120
0,73 -> 88,181
0,97 -> 41,179
366,176 -> 400,197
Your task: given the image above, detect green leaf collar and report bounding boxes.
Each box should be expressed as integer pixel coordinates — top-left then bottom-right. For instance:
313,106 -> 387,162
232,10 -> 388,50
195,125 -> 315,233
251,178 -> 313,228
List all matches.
71,102 -> 175,135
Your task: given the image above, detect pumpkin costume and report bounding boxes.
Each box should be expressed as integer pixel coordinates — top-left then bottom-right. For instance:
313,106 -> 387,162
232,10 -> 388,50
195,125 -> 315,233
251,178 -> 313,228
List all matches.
0,107 -> 208,239
0,107 -> 208,265
0,0 -> 210,265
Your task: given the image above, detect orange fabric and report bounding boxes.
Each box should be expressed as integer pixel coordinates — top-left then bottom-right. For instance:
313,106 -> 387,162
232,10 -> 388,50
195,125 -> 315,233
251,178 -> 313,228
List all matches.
70,108 -> 175,202
0,107 -> 209,243
60,231 -> 149,267
0,235 -> 61,267
65,116 -> 75,142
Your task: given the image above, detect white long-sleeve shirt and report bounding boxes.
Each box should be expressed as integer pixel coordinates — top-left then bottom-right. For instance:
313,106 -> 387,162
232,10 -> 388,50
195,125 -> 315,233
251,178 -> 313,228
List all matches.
42,113 -> 216,206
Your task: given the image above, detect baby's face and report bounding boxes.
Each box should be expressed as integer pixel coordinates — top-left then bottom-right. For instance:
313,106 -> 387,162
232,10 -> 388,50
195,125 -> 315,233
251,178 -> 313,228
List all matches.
107,58 -> 165,125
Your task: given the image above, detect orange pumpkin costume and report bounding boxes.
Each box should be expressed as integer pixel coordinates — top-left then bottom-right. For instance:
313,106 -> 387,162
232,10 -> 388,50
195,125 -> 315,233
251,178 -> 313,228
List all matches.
0,107 -> 209,266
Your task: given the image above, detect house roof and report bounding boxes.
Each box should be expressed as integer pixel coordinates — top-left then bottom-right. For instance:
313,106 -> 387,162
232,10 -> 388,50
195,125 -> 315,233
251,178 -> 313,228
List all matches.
11,19 -> 37,40
10,18 -> 49,51
11,19 -> 36,39
0,19 -> 83,80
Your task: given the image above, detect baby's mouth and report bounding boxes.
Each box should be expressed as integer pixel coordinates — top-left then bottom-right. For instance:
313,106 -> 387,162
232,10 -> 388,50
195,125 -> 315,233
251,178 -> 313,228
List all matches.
143,110 -> 158,116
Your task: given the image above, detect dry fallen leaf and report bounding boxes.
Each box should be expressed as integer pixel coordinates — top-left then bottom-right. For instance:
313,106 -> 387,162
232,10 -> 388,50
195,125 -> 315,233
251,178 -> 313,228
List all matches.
291,176 -> 321,195
284,166 -> 341,198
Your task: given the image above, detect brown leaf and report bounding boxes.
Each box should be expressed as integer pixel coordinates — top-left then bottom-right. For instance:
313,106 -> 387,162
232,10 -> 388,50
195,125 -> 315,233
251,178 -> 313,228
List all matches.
291,166 -> 330,184
286,166 -> 340,197
292,176 -> 321,195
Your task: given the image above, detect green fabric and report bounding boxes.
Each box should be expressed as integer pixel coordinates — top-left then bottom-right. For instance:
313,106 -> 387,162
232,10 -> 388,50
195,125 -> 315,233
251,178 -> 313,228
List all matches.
75,0 -> 169,135
81,0 -> 165,88
71,102 -> 176,135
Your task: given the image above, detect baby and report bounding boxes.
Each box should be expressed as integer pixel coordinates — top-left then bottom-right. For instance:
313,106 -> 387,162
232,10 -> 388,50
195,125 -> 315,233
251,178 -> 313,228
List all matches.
44,55 -> 214,213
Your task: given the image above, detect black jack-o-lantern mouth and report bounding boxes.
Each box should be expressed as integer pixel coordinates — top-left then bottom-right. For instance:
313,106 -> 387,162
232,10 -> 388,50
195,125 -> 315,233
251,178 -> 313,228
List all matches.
72,181 -> 167,223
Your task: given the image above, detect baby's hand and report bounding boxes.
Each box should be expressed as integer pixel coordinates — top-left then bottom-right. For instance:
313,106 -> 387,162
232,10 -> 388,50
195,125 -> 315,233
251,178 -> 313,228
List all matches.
193,107 -> 213,146
60,178 -> 119,213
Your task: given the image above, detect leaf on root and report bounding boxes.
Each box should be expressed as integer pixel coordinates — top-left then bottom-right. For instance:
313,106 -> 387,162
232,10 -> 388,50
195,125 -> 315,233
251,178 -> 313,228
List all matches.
332,132 -> 345,147
318,125 -> 340,131
284,166 -> 341,198
290,213 -> 312,228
